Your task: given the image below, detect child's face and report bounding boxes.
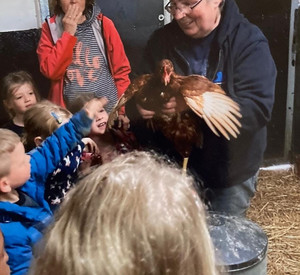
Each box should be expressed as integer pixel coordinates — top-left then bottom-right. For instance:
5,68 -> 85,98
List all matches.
7,142 -> 31,189
0,233 -> 10,275
8,83 -> 37,115
90,108 -> 108,135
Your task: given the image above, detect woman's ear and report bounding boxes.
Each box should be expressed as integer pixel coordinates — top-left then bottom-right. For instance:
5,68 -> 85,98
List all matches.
34,136 -> 44,147
0,177 -> 11,193
212,0 -> 223,8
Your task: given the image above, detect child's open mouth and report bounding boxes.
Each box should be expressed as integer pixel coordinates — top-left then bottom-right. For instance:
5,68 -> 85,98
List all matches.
98,122 -> 106,128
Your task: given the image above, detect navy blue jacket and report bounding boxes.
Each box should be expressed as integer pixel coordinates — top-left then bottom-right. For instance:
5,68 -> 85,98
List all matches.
127,0 -> 276,188
0,110 -> 92,275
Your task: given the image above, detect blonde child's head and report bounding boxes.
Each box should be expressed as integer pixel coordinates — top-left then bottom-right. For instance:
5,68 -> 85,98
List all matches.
1,71 -> 40,119
22,100 -> 72,150
0,129 -> 30,194
0,129 -> 21,178
30,151 -> 218,275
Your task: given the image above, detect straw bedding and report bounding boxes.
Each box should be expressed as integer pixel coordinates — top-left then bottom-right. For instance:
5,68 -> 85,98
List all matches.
246,168 -> 300,274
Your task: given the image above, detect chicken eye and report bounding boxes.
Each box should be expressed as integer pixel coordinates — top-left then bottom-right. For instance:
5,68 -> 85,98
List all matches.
160,91 -> 165,98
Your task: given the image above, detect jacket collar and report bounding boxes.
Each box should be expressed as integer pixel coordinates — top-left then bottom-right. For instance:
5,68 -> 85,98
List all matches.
216,0 -> 246,45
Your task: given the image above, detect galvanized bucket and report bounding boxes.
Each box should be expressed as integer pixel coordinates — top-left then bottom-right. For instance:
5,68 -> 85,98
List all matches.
208,212 -> 268,275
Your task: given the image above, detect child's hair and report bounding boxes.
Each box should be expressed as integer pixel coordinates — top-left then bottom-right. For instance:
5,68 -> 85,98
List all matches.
30,151 -> 218,275
1,71 -> 41,118
22,100 -> 72,150
0,129 -> 20,178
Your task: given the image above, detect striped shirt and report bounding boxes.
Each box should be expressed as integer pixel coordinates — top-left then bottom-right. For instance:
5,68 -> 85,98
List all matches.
63,6 -> 118,112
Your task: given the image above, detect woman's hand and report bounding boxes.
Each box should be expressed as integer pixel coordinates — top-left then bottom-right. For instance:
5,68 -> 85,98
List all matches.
62,5 -> 84,35
136,95 -> 189,120
136,104 -> 156,120
161,95 -> 189,114
161,97 -> 177,114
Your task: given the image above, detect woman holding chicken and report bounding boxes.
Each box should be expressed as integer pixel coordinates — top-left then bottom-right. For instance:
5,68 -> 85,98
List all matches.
126,0 -> 276,216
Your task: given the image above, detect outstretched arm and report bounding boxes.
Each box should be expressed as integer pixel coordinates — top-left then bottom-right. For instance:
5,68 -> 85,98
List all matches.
21,98 -> 108,205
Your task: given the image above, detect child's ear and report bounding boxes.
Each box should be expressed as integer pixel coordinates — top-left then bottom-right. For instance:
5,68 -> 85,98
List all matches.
34,136 -> 44,147
3,99 -> 11,110
0,177 -> 11,193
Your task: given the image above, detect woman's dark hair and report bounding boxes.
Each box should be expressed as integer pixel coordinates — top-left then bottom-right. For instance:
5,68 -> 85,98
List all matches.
50,0 -> 95,16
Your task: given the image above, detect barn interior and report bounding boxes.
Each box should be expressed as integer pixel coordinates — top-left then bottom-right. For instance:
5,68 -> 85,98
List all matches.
0,0 -> 299,273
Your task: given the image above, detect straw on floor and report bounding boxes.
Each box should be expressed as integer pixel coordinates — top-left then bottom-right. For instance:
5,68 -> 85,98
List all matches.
246,168 -> 300,274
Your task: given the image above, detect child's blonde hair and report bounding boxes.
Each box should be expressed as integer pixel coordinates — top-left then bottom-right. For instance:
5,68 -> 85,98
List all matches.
22,100 -> 72,150
0,129 -> 20,178
1,71 -> 40,118
30,151 -> 218,275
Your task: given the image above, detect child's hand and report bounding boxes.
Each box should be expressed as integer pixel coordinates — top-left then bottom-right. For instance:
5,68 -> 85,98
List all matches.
82,138 -> 99,155
84,97 -> 108,119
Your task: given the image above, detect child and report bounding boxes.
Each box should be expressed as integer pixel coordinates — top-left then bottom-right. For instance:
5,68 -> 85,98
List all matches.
0,97 -> 107,275
0,229 -> 10,275
1,71 -> 40,137
22,100 -> 98,211
22,100 -> 72,152
69,94 -> 139,166
37,0 -> 130,118
30,151 -> 218,275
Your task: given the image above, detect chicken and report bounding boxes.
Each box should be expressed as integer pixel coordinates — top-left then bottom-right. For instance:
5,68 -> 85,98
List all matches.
108,59 -> 242,170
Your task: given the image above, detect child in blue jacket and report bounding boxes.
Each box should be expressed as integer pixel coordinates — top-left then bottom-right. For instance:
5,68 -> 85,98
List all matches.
0,228 -> 10,275
22,100 -> 98,212
0,97 -> 107,275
